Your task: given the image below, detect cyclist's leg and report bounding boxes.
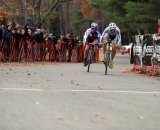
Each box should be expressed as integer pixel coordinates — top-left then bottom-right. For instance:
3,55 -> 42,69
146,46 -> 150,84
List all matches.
84,43 -> 89,66
111,35 -> 119,61
109,44 -> 117,69
111,44 -> 118,59
102,37 -> 109,61
109,36 -> 119,69
101,34 -> 109,52
93,44 -> 98,62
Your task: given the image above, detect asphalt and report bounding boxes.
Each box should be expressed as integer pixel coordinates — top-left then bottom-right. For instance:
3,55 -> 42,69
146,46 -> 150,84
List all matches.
0,55 -> 160,130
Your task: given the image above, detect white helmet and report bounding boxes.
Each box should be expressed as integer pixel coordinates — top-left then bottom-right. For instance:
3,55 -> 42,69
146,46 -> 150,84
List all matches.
109,22 -> 116,30
91,22 -> 98,29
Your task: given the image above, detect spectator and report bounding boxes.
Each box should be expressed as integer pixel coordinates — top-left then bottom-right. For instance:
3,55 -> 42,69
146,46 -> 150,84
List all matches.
2,25 -> 13,60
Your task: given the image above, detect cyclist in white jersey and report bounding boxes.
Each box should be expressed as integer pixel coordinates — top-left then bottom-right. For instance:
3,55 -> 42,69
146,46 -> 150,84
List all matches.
101,22 -> 121,69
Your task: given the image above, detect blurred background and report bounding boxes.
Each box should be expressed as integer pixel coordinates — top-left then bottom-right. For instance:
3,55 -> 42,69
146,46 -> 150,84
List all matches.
0,0 -> 160,44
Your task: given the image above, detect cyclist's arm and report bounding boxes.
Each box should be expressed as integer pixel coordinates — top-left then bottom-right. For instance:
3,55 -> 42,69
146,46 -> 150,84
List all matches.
83,28 -> 91,46
116,26 -> 120,34
117,35 -> 121,48
102,27 -> 109,37
116,26 -> 121,46
100,27 -> 109,43
97,31 -> 101,46
101,33 -> 109,44
116,27 -> 121,48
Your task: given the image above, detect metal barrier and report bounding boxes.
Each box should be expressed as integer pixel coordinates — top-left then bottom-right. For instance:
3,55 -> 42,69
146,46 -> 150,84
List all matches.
0,38 -> 85,63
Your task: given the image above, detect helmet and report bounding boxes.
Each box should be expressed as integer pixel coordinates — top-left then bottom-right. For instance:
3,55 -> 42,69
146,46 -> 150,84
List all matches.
109,22 -> 116,30
91,22 -> 98,29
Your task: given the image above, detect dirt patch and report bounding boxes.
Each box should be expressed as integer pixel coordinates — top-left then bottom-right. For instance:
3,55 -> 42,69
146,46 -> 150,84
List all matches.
123,65 -> 160,80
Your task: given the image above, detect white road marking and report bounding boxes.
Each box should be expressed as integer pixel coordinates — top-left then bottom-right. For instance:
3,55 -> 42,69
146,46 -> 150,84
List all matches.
0,88 -> 160,94
0,88 -> 42,92
55,90 -> 160,94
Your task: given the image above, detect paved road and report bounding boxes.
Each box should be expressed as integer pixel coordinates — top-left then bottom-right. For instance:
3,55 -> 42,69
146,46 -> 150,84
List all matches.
0,55 -> 160,130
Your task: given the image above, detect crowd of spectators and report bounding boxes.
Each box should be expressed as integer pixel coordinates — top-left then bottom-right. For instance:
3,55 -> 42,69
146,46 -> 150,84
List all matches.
0,23 -> 84,62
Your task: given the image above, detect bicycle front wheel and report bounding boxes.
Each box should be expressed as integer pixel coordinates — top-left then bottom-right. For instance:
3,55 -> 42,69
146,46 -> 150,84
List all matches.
104,49 -> 110,75
87,62 -> 90,72
105,63 -> 108,75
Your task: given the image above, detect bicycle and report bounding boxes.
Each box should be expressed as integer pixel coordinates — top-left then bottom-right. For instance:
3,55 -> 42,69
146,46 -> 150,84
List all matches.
104,40 -> 112,75
87,42 -> 98,72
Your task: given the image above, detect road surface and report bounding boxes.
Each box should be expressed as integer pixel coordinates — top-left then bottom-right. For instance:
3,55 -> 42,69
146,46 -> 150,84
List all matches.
0,55 -> 160,130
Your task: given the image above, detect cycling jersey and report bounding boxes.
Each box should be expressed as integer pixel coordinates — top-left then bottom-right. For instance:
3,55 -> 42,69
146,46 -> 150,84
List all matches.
102,26 -> 120,37
101,26 -> 121,47
104,33 -> 121,45
83,28 -> 101,46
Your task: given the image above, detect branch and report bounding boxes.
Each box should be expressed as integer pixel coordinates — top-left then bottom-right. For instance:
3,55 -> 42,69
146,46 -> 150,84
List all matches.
0,0 -> 13,10
40,0 -> 59,26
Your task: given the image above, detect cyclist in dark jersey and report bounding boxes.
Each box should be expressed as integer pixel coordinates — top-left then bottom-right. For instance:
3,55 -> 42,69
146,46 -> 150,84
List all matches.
83,22 -> 101,66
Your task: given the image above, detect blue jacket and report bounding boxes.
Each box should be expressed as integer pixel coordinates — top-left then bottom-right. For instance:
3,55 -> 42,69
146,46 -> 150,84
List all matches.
3,30 -> 13,40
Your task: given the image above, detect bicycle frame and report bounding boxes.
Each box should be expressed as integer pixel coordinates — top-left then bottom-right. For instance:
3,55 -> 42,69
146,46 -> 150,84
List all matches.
87,42 -> 98,72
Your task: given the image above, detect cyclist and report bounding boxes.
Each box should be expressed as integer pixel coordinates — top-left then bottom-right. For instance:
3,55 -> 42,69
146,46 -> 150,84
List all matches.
101,22 -> 121,69
83,22 -> 101,66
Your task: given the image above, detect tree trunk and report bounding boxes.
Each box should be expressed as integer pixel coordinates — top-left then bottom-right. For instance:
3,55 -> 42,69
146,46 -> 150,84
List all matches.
40,0 -> 59,27
25,0 -> 28,24
47,0 -> 51,33
59,3 -> 65,34
20,0 -> 25,25
66,0 -> 69,33
34,0 -> 42,28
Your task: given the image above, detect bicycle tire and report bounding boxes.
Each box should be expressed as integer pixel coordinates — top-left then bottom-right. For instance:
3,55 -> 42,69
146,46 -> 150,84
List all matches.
104,42 -> 111,75
105,53 -> 109,75
87,62 -> 90,72
105,63 -> 108,75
